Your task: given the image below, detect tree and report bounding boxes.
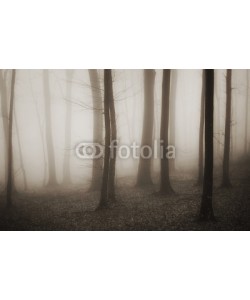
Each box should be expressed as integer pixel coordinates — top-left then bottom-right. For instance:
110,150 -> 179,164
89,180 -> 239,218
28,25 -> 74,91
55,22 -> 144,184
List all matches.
244,70 -> 249,155
43,70 -> 58,186
136,69 -> 155,186
62,70 -> 74,185
88,69 -> 103,190
98,69 -> 112,209
197,70 -> 205,185
200,69 -> 215,220
108,72 -> 117,201
6,70 -> 16,207
0,70 -> 9,185
14,109 -> 28,190
159,70 -> 174,194
221,69 -> 232,187
169,70 -> 177,173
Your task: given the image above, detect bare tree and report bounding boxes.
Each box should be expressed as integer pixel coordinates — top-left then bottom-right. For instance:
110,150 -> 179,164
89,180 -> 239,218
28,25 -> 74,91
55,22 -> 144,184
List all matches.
14,109 -> 28,190
245,70 -> 249,155
200,69 -> 215,220
88,69 -> 103,190
43,70 -> 58,186
197,70 -> 205,185
97,69 -> 112,209
62,70 -> 74,185
0,70 -> 9,185
108,71 -> 117,201
159,70 -> 174,194
221,69 -> 232,187
6,70 -> 16,207
136,69 -> 155,186
169,69 -> 177,173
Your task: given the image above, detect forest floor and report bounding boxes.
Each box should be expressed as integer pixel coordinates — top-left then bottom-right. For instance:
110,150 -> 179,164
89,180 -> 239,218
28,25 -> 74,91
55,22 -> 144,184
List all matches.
0,161 -> 250,230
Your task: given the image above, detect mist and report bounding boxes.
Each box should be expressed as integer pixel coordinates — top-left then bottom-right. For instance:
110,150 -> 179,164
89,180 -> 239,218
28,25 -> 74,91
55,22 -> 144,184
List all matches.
0,69 -> 249,230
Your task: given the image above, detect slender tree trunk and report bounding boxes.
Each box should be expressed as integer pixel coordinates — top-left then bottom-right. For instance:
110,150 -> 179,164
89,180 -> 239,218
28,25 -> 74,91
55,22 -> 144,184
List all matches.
6,70 -> 16,207
62,70 -> 74,185
136,69 -> 155,186
222,69 -> 232,187
88,69 -> 103,190
0,70 -> 9,185
108,70 -> 117,201
200,69 -> 214,220
14,109 -> 28,190
245,70 -> 249,155
160,70 -> 174,194
98,70 -> 112,209
169,70 -> 177,173
197,70 -> 205,185
28,71 -> 47,186
43,70 -> 58,186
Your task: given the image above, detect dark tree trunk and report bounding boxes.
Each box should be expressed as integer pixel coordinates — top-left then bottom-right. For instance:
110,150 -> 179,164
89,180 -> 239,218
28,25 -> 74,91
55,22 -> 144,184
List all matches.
197,70 -> 205,185
0,70 -> 9,185
88,69 -> 103,191
98,70 -> 112,209
222,69 -> 232,187
43,70 -> 58,186
160,70 -> 174,194
200,69 -> 215,220
169,70 -> 177,173
136,69 -> 155,186
62,70 -> 74,185
108,70 -> 117,201
6,70 -> 16,207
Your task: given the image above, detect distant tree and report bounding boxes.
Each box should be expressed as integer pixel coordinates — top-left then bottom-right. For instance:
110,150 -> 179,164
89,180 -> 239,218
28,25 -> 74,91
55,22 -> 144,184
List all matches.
98,69 -> 113,209
43,70 -> 58,186
62,70 -> 74,185
159,70 -> 174,194
197,70 -> 205,185
221,69 -> 232,187
200,69 -> 215,220
136,69 -> 155,186
14,109 -> 28,190
6,70 -> 16,207
169,70 -> 177,173
0,70 -> 9,184
88,69 -> 103,190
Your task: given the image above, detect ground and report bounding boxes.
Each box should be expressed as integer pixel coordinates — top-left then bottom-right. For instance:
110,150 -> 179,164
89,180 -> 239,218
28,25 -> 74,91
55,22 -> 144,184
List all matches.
0,161 -> 250,230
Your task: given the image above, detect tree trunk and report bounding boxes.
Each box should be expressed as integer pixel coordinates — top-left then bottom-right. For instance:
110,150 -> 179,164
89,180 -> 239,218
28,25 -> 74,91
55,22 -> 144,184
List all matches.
98,70 -> 112,209
136,69 -> 155,186
88,69 -> 103,190
14,109 -> 28,190
245,70 -> 249,155
6,70 -> 16,207
200,69 -> 214,220
160,70 -> 174,194
108,70 -> 117,201
43,70 -> 58,186
62,70 -> 74,185
169,70 -> 177,173
222,69 -> 232,187
197,70 -> 205,185
0,70 -> 9,185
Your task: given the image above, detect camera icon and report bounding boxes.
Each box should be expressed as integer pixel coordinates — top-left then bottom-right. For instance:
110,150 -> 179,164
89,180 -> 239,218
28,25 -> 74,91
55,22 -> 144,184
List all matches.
75,142 -> 104,159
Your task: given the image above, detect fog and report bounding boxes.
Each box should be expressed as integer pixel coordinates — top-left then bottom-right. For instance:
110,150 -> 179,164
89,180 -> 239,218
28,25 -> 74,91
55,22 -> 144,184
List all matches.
0,70 -> 249,191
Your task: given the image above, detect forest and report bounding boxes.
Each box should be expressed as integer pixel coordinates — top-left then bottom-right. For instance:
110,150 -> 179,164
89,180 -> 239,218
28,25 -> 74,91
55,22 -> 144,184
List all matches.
0,69 -> 249,230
